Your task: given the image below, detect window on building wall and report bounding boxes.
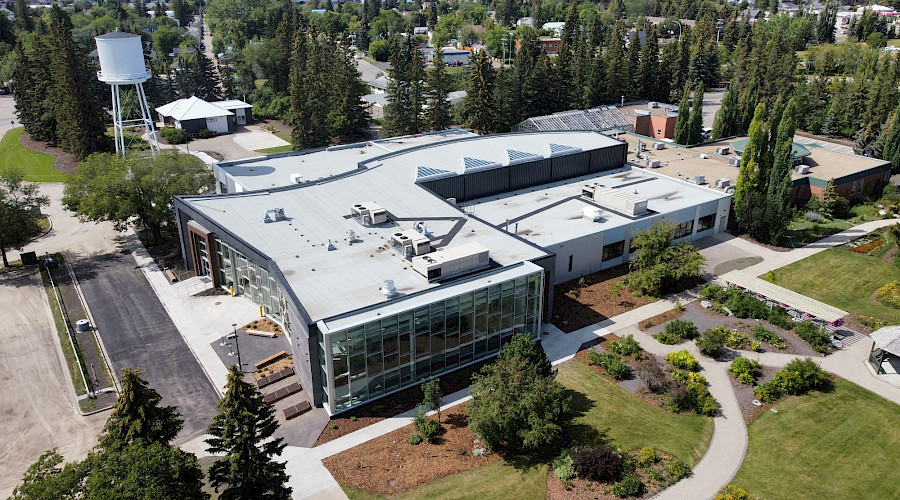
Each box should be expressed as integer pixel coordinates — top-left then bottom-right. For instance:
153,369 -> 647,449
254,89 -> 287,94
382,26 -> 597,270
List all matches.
657,129 -> 662,136
673,220 -> 694,239
602,240 -> 625,261
697,214 -> 715,232
568,255 -> 573,272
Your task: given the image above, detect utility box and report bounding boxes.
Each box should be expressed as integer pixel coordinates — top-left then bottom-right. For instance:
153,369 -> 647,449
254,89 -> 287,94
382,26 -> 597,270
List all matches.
20,251 -> 37,265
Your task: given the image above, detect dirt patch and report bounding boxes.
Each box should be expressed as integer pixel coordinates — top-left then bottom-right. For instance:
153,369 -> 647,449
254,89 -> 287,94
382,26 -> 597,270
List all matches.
18,132 -> 77,174
637,308 -> 685,331
242,317 -> 283,334
713,256 -> 764,275
323,404 -> 500,496
315,358 -> 491,446
553,265 -> 653,332
546,449 -> 683,500
730,365 -> 779,424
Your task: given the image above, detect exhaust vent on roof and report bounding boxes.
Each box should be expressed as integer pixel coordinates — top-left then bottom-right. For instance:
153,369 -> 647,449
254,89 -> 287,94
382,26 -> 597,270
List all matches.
380,279 -> 398,298
263,208 -> 285,223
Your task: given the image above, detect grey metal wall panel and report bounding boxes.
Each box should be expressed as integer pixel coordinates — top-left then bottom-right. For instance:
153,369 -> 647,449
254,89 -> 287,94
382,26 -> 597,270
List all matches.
422,175 -> 466,201
590,143 -> 627,173
550,151 -> 591,181
465,168 -> 510,200
509,159 -> 552,191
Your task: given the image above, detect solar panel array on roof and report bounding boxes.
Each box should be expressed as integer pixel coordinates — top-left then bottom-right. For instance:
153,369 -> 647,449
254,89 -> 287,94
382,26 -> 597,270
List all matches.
415,165 -> 455,182
513,106 -> 635,133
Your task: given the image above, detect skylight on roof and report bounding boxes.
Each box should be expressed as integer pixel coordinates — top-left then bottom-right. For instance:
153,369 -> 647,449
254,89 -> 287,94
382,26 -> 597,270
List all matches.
548,143 -> 582,156
506,149 -> 543,165
415,165 -> 455,183
461,157 -> 501,172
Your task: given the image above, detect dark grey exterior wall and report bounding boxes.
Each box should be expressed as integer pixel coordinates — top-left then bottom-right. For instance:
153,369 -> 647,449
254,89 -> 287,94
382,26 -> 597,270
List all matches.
177,118 -> 207,135
590,144 -> 627,172
550,151 -> 591,181
509,159 -> 552,191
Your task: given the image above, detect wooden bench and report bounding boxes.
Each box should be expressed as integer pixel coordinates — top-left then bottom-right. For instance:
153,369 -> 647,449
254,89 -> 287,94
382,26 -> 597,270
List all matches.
164,268 -> 178,283
256,366 -> 295,389
284,401 -> 311,420
262,382 -> 302,405
247,329 -> 277,338
255,350 -> 288,371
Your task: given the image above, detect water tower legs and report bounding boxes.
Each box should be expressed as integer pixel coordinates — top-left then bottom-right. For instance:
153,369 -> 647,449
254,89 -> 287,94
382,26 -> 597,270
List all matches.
110,82 -> 160,157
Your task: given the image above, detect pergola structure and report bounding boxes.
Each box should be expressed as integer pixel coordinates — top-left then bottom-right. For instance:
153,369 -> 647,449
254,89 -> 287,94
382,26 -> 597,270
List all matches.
870,326 -> 900,375
719,271 -> 849,332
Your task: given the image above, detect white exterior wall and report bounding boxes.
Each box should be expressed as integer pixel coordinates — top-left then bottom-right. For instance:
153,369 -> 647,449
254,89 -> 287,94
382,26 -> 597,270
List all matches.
206,115 -> 229,134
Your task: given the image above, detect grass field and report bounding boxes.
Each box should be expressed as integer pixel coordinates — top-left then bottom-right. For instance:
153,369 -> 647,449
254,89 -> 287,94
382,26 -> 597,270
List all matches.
0,127 -> 67,182
731,378 -> 900,500
255,144 -> 293,154
40,268 -> 88,396
768,248 -> 900,322
556,359 -> 714,467
342,462 -> 548,500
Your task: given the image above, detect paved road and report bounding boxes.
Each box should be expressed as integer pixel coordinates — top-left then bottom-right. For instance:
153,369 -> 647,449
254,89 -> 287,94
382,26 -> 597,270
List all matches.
0,94 -> 17,139
702,89 -> 723,130
75,253 -> 220,444
0,270 -> 105,497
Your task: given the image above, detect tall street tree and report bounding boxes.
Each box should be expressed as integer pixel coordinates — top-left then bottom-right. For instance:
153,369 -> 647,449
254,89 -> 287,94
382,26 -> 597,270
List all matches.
688,83 -> 705,145
463,50 -> 496,134
383,32 -> 425,137
734,104 -> 768,235
765,98 -> 800,244
12,39 -> 58,145
425,54 -> 452,131
673,88 -> 691,145
99,367 -> 183,448
0,168 -> 49,267
206,365 -> 291,500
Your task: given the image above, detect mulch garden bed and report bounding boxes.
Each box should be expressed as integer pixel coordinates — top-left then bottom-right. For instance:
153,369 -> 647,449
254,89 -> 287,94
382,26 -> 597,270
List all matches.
323,403 -> 500,496
242,317 -> 283,334
553,265 -> 653,333
19,131 -> 77,174
729,365 -> 779,424
546,449 -> 682,500
637,308 -> 684,331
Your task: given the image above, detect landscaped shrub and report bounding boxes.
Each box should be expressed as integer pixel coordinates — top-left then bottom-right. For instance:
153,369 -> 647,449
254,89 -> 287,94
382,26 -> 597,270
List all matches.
752,325 -> 786,349
637,447 -> 658,467
159,127 -> 187,144
696,326 -> 728,357
418,419 -> 443,443
636,357 -> 668,394
725,330 -> 751,350
753,381 -> 783,403
588,350 -> 631,380
666,458 -> 692,481
610,472 -> 645,497
653,331 -> 680,344
408,433 -> 423,445
779,358 -> 831,394
572,444 -> 623,483
665,379 -> 718,416
729,357 -> 762,385
666,319 -> 699,340
609,335 -> 641,356
793,321 -> 831,352
665,350 -> 699,371
552,450 -> 576,482
725,292 -> 770,319
673,370 -> 707,385
700,284 -> 726,302
716,485 -> 755,500
195,128 -> 215,139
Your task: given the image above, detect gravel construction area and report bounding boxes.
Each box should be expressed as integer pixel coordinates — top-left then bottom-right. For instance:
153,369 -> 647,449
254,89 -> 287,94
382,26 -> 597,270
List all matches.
323,403 -> 500,496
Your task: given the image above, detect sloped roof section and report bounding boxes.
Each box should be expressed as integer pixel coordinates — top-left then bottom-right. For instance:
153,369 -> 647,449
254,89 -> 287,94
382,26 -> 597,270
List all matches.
156,96 -> 233,121
548,143 -> 582,157
872,326 -> 900,356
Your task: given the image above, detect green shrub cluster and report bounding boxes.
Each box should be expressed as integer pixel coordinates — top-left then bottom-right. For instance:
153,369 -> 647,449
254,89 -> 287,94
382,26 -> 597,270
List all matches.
654,319 -> 698,344
753,358 -> 831,402
665,350 -> 699,371
408,433 -> 422,445
609,335 -> 641,356
195,128 -> 215,139
572,444 -> 623,483
552,450 -> 576,483
159,127 -> 187,144
610,472 -> 645,497
729,357 -> 762,385
793,321 -> 831,352
636,447 -> 658,467
672,370 -> 707,386
716,484 -> 755,500
696,326 -> 728,357
752,325 -> 786,349
703,286 -> 794,330
412,405 -> 443,444
666,458 -> 691,481
666,378 -> 718,416
587,350 -> 631,380
723,330 -> 749,349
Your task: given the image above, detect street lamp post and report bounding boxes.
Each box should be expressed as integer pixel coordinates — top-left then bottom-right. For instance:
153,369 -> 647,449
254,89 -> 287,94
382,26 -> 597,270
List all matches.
229,323 -> 242,371
668,19 -> 683,42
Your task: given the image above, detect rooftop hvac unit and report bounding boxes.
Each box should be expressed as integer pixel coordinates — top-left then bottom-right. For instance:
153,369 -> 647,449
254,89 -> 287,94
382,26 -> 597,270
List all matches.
583,185 -> 648,216
728,157 -> 741,167
350,202 -> 388,226
648,159 -> 661,168
289,173 -> 305,184
715,178 -> 731,188
391,229 -> 431,257
653,142 -> 666,150
648,101 -> 659,108
795,165 -> 811,174
411,243 -> 490,281
699,153 -> 709,159
694,175 -> 706,185
582,206 -> 603,221
263,208 -> 285,223
716,146 -> 730,155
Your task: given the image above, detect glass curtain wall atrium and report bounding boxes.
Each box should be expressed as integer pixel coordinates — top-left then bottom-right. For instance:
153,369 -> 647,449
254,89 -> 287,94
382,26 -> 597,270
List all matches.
321,272 -> 543,413
214,238 -> 289,325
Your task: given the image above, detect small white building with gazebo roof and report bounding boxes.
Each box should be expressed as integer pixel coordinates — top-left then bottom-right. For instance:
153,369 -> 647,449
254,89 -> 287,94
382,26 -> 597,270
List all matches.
870,326 -> 900,375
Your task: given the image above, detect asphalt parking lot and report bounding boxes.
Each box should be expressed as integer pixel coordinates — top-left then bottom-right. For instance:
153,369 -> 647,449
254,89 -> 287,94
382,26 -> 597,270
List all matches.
74,252 -> 220,443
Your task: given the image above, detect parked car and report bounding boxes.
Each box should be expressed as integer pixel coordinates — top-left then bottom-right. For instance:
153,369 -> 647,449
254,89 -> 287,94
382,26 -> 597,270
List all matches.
0,85 -> 10,95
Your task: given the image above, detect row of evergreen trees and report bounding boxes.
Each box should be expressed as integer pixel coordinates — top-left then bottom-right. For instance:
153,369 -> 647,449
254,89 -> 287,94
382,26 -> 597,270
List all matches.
11,366 -> 291,499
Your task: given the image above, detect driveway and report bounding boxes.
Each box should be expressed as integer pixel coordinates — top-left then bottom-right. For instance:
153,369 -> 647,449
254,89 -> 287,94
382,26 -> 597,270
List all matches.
0,270 -> 105,497
0,94 -> 17,140
74,252 -> 220,444
702,89 -> 724,129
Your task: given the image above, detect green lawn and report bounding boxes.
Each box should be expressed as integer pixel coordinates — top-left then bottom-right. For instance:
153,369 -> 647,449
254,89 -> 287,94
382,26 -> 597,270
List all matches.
768,248 -> 900,323
342,462 -> 548,500
732,378 -> 900,500
556,359 -> 714,467
254,144 -> 293,154
0,127 -> 68,182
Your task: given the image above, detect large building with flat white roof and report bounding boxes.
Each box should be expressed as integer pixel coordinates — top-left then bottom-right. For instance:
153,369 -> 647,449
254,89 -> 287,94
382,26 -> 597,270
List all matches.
174,130 -> 731,414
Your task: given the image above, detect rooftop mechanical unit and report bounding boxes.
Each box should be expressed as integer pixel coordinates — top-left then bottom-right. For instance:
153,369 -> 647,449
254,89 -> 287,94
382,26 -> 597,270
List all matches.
715,178 -> 731,188
728,157 -> 741,167
412,243 -> 490,281
795,165 -> 811,174
716,146 -> 731,155
289,173 -> 305,184
582,206 -> 603,221
390,229 -> 432,257
263,208 -> 285,223
350,202 -> 388,226
694,175 -> 706,185
652,142 -> 666,150
581,184 -> 648,216
647,159 -> 661,168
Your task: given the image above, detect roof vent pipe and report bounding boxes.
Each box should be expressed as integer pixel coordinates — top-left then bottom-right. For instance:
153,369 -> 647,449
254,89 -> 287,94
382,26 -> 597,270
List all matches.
380,279 -> 398,298
327,240 -> 336,251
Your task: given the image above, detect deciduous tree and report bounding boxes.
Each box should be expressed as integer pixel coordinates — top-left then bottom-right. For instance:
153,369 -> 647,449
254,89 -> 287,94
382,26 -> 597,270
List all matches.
0,168 -> 49,267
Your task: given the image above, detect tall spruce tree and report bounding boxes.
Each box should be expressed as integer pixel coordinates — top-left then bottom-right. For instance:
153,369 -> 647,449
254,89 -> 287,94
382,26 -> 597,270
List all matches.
765,98 -> 800,244
734,104 -> 768,232
463,50 -> 496,134
425,54 -> 452,131
605,21 -> 628,105
638,24 -> 660,101
47,5 -> 108,159
289,29 -> 328,149
12,39 -> 58,145
711,82 -> 740,139
13,0 -> 33,32
688,83 -> 705,145
100,367 -> 183,448
383,32 -> 425,137
673,88 -> 691,144
193,50 -> 223,101
206,366 -> 291,500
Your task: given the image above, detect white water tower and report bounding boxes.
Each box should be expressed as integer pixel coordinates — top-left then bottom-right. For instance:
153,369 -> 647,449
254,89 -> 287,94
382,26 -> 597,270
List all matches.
95,31 -> 160,156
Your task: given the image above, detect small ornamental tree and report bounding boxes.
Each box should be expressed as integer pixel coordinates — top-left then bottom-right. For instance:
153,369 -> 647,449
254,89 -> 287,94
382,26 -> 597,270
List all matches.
467,334 -> 572,452
421,377 -> 442,422
0,168 -> 49,267
206,365 -> 292,500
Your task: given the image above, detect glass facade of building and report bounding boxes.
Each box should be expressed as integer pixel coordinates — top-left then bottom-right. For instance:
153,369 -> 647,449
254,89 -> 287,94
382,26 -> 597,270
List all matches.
320,271 -> 543,413
213,238 -> 289,325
